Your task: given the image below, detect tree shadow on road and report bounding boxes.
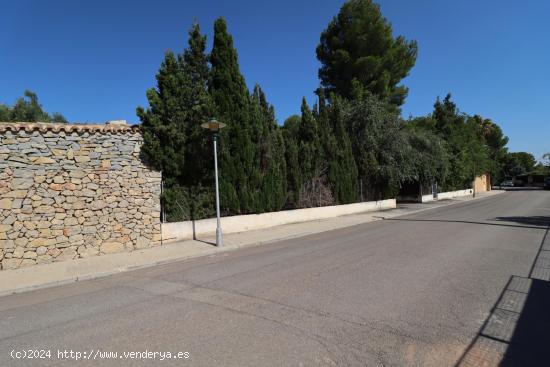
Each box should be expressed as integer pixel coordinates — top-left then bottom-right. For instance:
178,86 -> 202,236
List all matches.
383,217 -> 548,230
455,228 -> 550,367
493,216 -> 550,228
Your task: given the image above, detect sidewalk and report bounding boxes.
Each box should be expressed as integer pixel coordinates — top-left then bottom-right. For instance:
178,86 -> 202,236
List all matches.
0,191 -> 504,297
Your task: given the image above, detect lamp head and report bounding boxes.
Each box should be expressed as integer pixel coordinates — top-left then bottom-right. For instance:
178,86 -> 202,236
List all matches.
201,118 -> 226,132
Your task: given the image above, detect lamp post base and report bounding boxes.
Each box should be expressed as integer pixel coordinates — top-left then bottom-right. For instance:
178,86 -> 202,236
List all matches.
216,227 -> 224,247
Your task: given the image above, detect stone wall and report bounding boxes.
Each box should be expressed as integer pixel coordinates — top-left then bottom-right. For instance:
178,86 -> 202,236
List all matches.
0,123 -> 162,270
474,173 -> 491,193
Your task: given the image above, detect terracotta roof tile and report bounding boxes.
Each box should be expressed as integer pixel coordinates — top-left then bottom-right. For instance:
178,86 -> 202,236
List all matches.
0,122 -> 140,134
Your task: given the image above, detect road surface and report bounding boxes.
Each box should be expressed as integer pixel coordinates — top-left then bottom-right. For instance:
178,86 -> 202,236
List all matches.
1,190 -> 549,366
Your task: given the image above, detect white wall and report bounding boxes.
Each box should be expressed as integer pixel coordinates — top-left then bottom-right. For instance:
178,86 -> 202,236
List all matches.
162,199 -> 396,243
422,189 -> 473,203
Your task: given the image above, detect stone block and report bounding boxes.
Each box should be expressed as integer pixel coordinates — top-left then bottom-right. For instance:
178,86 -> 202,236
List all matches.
47,248 -> 61,257
2,190 -> 27,199
36,246 -> 47,255
57,247 -> 77,261
13,246 -> 24,258
135,236 -> 149,249
34,157 -> 55,164
100,241 -> 124,254
23,251 -> 37,259
49,183 -> 64,191
14,237 -> 28,247
0,198 -> 12,209
2,258 -> 22,270
29,238 -> 56,248
2,215 -> 16,225
10,178 -> 33,190
35,205 -> 55,214
74,156 -> 90,163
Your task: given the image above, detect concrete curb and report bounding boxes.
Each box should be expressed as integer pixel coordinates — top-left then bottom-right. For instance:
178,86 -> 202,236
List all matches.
0,191 -> 504,297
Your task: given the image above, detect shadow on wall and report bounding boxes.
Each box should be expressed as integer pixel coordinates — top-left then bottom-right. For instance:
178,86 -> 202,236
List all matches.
455,227 -> 550,366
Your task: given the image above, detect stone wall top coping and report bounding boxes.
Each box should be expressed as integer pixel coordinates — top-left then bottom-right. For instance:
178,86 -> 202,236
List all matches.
0,122 -> 140,134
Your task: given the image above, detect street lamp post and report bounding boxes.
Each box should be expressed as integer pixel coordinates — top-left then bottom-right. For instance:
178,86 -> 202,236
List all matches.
201,119 -> 226,247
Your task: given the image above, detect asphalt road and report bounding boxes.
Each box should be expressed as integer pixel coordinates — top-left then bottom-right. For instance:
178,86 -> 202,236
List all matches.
1,190 -> 549,367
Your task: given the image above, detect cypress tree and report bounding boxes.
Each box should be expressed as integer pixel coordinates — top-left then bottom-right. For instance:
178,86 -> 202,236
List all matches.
327,95 -> 358,203
298,98 -> 321,183
209,17 -> 255,214
282,115 -> 302,208
137,50 -> 187,181
297,98 -> 335,207
180,22 -> 216,220
251,85 -> 287,212
138,22 -> 213,221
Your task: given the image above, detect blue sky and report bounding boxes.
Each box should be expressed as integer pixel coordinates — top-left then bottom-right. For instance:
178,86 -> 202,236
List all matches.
1,0 -> 548,160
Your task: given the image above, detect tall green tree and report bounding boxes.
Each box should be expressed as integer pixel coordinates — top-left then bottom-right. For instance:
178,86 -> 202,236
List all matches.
297,98 -> 322,184
316,0 -> 417,107
430,94 -> 490,190
180,22 -> 216,220
282,115 -> 302,207
325,95 -> 358,203
250,85 -> 287,212
137,23 -> 214,221
208,17 -> 256,214
0,90 -> 67,123
179,22 -> 215,186
137,50 -> 188,181
345,92 -> 409,199
402,128 -> 449,189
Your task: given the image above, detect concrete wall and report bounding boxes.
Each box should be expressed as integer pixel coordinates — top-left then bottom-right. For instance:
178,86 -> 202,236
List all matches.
162,199 -> 396,243
421,189 -> 473,203
0,123 -> 162,270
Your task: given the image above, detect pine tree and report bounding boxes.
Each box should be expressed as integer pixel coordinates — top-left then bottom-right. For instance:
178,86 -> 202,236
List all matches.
316,0 -> 417,108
